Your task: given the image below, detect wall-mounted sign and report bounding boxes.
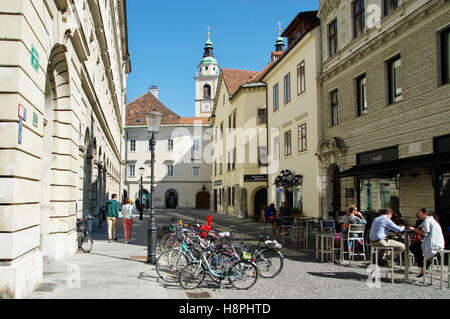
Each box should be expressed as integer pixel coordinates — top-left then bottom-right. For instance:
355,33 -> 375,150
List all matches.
213,180 -> 222,187
18,118 -> 23,144
31,45 -> 39,72
244,174 -> 268,183
32,112 -> 38,128
357,146 -> 399,166
435,135 -> 450,154
18,104 -> 27,121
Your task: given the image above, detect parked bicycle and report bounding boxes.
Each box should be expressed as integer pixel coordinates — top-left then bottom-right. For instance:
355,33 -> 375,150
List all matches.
250,236 -> 284,278
77,216 -> 93,253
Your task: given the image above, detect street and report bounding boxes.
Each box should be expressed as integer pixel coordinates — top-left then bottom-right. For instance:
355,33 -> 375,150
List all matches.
29,210 -> 449,299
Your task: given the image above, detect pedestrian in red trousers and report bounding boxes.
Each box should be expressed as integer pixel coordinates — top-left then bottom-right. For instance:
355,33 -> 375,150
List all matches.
121,198 -> 136,244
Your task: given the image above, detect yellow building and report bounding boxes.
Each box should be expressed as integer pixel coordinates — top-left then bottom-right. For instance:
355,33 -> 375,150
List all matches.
211,68 -> 269,219
261,12 -> 322,217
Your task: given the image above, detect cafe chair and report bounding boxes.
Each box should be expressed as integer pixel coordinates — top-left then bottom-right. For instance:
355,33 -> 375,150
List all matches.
422,252 -> 449,288
281,216 -> 295,246
370,246 -> 395,284
341,224 -> 367,266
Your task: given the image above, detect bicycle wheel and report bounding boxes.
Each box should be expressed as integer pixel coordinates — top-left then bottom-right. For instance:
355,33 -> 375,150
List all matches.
179,262 -> 205,290
228,261 -> 258,290
80,231 -> 93,253
254,249 -> 284,278
156,249 -> 190,283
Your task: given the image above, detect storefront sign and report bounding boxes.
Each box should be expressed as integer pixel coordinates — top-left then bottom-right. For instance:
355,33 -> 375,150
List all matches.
244,174 -> 268,183
357,146 -> 398,166
214,180 -> 222,187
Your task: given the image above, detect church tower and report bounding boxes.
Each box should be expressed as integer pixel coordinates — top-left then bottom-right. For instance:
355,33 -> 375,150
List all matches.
195,28 -> 219,118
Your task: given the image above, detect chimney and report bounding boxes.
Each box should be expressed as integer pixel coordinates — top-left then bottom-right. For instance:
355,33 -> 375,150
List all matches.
149,85 -> 158,99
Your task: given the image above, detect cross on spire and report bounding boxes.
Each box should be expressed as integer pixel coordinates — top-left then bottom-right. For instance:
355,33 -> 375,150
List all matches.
207,26 -> 211,40
278,22 -> 282,35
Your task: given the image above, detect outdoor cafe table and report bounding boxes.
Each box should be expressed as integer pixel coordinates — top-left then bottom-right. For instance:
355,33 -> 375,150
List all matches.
294,217 -> 314,249
392,230 -> 413,282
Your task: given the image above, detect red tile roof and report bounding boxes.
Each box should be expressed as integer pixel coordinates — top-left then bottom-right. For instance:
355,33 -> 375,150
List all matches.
125,92 -> 210,126
221,68 -> 259,95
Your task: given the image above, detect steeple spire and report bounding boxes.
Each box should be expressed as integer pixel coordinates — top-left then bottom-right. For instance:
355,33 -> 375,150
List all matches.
275,22 -> 285,52
204,26 -> 214,58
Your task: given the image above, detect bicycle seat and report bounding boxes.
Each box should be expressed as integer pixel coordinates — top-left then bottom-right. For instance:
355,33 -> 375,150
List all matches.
259,235 -> 270,240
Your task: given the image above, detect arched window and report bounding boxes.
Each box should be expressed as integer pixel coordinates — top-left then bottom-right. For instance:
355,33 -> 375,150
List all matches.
203,84 -> 211,99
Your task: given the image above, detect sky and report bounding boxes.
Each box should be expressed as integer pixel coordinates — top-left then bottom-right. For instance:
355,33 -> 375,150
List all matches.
126,0 -> 320,117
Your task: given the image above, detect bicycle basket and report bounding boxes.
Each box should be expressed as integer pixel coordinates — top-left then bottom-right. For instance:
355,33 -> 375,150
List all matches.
241,251 -> 253,261
265,240 -> 282,249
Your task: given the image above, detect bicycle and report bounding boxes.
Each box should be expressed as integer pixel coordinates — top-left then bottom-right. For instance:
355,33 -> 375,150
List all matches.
178,240 -> 258,290
250,236 -> 284,278
77,216 -> 94,253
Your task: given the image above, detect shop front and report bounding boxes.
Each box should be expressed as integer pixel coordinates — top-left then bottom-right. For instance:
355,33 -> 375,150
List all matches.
273,170 -> 304,212
341,137 -> 450,248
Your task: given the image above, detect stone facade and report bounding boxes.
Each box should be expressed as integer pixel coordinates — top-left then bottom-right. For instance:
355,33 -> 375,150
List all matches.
317,0 -> 450,222
0,0 -> 130,298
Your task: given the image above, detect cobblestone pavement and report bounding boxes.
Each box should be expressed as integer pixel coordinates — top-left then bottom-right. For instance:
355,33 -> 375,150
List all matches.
29,209 -> 450,299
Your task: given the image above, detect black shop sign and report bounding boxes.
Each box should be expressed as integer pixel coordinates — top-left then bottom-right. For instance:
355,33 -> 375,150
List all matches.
357,146 -> 399,166
244,175 -> 268,183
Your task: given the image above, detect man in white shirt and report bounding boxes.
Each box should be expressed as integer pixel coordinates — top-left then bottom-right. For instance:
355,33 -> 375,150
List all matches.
369,208 -> 406,267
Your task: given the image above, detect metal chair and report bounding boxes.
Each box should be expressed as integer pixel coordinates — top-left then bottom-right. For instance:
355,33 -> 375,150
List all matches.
281,216 -> 295,246
370,246 -> 395,284
423,251 -> 449,288
341,224 -> 367,265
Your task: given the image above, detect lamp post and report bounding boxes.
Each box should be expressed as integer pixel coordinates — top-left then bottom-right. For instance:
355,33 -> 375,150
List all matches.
146,109 -> 162,264
139,166 -> 145,221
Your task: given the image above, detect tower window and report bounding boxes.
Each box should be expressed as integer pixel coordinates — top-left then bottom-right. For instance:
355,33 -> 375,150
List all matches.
206,66 -> 209,71
203,84 -> 212,99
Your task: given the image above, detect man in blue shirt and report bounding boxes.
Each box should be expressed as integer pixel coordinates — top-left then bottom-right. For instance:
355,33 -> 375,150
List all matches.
369,208 -> 406,266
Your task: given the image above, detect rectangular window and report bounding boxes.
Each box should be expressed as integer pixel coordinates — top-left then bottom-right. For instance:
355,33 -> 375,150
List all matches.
232,148 -> 236,170
331,89 -> 339,126
284,131 -> 292,157
129,139 -> 136,152
167,138 -> 174,151
259,146 -> 268,166
257,109 -> 267,124
328,19 -> 338,57
233,111 -> 237,129
284,73 -> 291,104
273,136 -> 280,160
273,83 -> 279,111
384,0 -> 399,17
228,114 -> 232,129
298,124 -> 307,152
387,55 -> 402,104
353,0 -> 365,38
297,61 -> 306,95
441,27 -> 450,85
167,165 -> 174,177
128,165 -> 136,177
357,74 -> 368,116
192,138 -> 200,151
193,167 -> 200,176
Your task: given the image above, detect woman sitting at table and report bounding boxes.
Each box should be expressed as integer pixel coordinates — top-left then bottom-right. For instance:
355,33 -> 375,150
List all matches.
409,208 -> 445,278
342,206 -> 367,251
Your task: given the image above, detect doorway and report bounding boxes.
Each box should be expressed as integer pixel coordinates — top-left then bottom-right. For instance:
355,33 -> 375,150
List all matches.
196,191 -> 210,209
165,189 -> 178,209
254,188 -> 268,218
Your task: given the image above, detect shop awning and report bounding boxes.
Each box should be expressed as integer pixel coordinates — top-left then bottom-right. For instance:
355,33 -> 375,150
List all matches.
341,152 -> 450,178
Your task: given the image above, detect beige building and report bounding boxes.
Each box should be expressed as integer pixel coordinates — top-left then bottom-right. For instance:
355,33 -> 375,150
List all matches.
0,0 -> 130,298
316,0 -> 450,234
262,12 -> 322,217
211,68 -> 269,219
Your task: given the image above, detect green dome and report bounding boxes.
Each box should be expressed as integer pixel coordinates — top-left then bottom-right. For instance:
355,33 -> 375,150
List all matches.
199,56 -> 218,65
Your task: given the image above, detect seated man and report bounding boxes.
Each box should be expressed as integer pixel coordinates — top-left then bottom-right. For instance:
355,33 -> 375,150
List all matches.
369,208 -> 406,267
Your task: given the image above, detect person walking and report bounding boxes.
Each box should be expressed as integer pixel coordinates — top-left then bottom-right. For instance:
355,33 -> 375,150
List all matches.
409,208 -> 445,277
369,208 -> 406,267
105,194 -> 119,243
121,198 -> 136,244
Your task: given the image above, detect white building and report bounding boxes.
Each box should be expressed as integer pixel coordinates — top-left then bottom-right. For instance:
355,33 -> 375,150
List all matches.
124,35 -> 217,210
0,0 -> 130,298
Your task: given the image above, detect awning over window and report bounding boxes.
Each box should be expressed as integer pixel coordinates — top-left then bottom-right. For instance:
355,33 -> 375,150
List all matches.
341,152 -> 450,178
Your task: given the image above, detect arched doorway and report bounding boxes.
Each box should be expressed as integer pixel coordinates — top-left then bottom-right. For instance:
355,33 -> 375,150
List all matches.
165,189 -> 178,209
196,191 -> 210,209
142,189 -> 150,209
253,188 -> 268,218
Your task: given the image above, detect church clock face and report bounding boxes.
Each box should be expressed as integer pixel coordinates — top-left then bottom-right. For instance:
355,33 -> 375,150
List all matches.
202,102 -> 212,113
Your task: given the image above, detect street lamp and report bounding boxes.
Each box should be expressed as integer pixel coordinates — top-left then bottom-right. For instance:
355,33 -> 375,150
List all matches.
139,166 -> 145,221
146,109 -> 162,264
